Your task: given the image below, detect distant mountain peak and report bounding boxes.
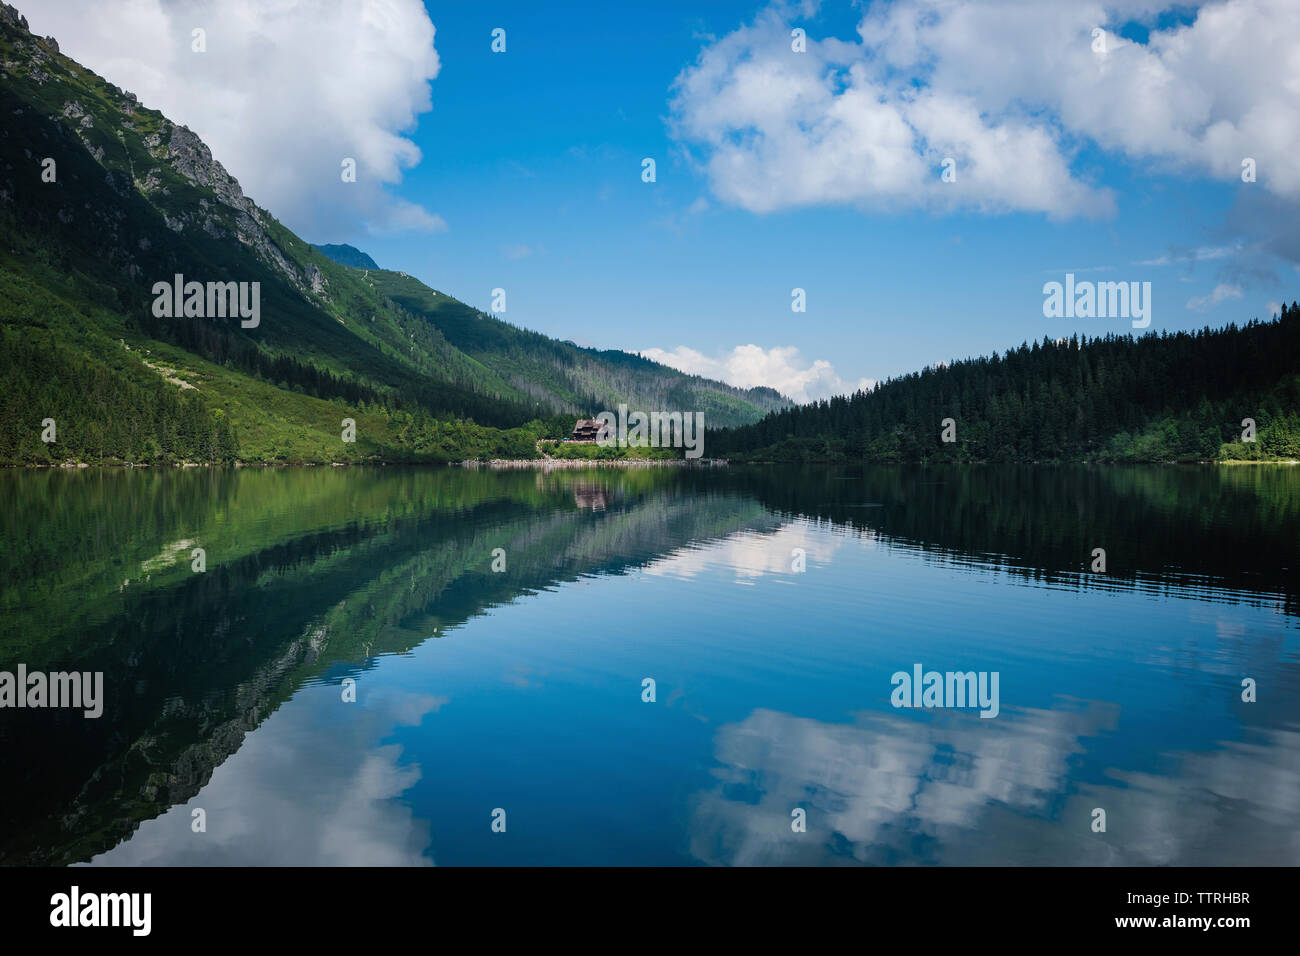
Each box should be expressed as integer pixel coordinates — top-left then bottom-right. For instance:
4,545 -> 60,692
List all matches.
312,243 -> 379,270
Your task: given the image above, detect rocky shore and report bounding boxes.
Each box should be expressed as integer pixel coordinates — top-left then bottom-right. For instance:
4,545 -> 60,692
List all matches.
458,458 -> 729,469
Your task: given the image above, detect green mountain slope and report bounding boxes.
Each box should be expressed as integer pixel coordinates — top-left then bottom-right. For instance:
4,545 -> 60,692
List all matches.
0,3 -> 786,465
364,267 -> 789,422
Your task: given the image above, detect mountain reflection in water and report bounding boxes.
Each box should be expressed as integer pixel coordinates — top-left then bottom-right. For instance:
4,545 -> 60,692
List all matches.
1,464 -> 1296,865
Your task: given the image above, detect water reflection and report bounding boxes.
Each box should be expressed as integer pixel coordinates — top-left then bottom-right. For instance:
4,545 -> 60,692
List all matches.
689,702 -> 1116,865
690,704 -> 1300,866
85,687 -> 441,866
571,480 -> 611,511
0,464 -> 1296,865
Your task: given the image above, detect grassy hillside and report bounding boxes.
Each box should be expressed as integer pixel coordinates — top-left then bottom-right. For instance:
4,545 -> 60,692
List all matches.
365,268 -> 789,425
0,3 -> 784,465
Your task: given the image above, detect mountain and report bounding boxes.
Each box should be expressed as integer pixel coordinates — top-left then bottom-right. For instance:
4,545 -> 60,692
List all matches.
0,3 -> 788,465
317,242 -> 789,424
312,243 -> 379,270
712,310 -> 1300,463
363,268 -> 788,425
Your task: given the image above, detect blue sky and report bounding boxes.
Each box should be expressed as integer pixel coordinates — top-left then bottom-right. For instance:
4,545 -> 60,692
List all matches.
28,0 -> 1300,401
361,0 -> 1298,394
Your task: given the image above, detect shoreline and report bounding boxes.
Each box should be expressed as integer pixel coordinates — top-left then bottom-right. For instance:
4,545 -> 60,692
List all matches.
457,457 -> 730,469
3,458 -> 1296,469
726,457 -> 1300,466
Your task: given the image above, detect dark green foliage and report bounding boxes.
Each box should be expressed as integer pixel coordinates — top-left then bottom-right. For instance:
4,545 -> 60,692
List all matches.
713,309 -> 1300,463
370,271 -> 791,426
0,329 -> 237,463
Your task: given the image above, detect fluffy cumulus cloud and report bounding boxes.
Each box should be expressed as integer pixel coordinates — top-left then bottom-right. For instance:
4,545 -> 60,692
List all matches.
670,0 -> 1300,218
641,343 -> 874,403
26,0 -> 443,237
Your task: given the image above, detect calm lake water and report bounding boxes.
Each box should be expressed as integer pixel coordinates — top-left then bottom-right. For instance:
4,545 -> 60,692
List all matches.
1,464 -> 1297,866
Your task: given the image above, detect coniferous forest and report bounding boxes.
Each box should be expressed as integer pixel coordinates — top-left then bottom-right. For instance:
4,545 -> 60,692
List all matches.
711,307 -> 1300,463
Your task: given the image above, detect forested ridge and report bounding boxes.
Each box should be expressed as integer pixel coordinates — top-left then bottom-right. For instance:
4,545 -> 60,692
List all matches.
0,4 -> 782,465
2,3 -> 1292,469
711,306 -> 1300,463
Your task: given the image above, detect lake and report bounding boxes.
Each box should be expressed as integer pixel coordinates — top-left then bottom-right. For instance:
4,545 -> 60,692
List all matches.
1,464 -> 1297,866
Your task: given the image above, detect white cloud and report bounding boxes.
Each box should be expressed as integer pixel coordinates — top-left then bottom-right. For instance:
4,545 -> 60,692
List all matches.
27,0 -> 443,238
670,0 -> 1300,218
641,343 -> 873,403
1187,283 -> 1244,311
